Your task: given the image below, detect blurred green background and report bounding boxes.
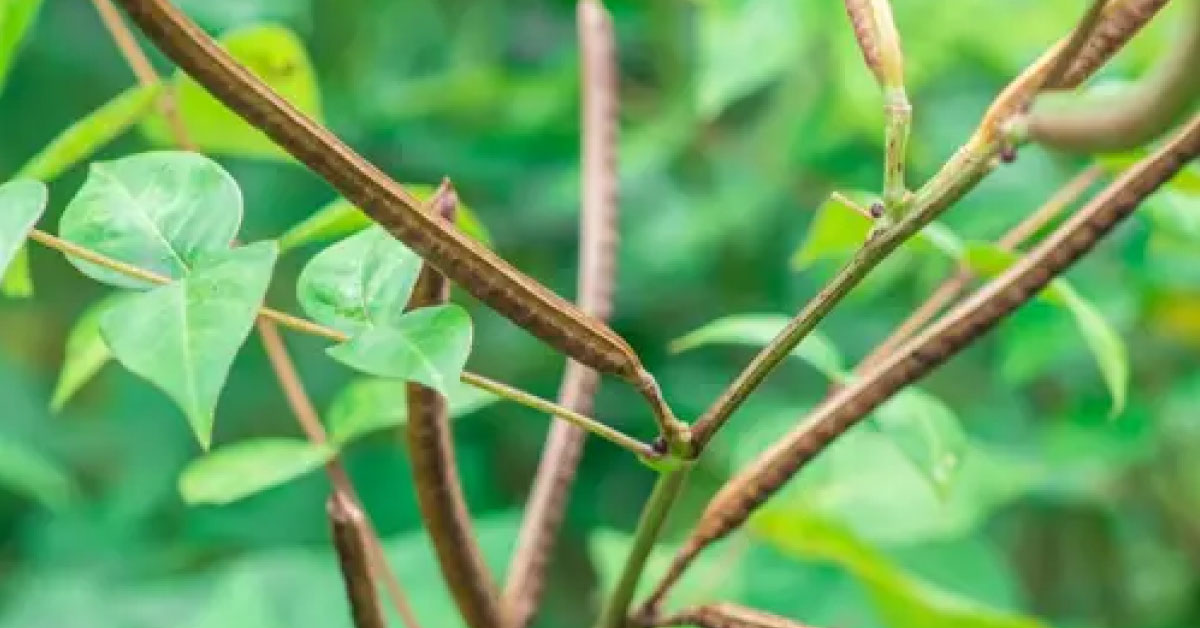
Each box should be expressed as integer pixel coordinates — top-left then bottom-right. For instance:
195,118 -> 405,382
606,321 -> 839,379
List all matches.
1,0 -> 1199,627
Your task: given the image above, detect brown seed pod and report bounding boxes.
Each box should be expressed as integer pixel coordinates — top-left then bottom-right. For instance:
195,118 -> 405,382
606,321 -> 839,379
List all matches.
1050,0 -> 1174,89
112,0 -> 644,384
649,112 -> 1200,610
658,603 -> 817,628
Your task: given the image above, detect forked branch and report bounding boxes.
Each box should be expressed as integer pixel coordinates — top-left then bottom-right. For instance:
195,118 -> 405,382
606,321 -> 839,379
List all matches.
644,111 -> 1200,617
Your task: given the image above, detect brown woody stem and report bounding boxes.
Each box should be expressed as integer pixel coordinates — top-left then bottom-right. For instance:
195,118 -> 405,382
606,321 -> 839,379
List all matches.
328,493 -> 389,628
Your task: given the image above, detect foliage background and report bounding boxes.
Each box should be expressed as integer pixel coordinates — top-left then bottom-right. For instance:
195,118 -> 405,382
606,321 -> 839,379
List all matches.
1,0 -> 1198,627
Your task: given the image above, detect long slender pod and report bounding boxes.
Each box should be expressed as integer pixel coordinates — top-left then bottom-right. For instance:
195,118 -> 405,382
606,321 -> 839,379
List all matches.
406,183 -> 504,628
1032,0 -> 1200,153
110,0 -> 644,384
1050,0 -> 1176,89
503,2 -> 621,625
328,494 -> 389,628
646,112 -> 1200,610
655,603 -> 818,628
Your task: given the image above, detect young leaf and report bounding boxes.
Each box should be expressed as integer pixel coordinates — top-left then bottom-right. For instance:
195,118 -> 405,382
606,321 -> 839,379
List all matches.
793,193 -> 962,269
100,243 -> 279,449
327,377 -> 496,446
753,511 -> 1047,628
0,434 -> 73,509
296,225 -> 424,335
50,294 -> 127,412
1,245 -> 32,297
279,185 -> 491,253
0,179 -> 47,276
326,304 -> 473,395
15,85 -> 160,183
139,23 -> 321,160
874,389 -> 968,498
179,438 -> 334,505
670,313 -> 846,380
962,242 -> 1128,414
0,0 -> 43,96
58,151 -> 242,289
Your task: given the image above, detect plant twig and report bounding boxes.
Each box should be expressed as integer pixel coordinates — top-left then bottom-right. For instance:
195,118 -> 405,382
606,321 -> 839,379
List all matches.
652,603 -> 818,628
1037,0 -> 1112,93
1031,0 -> 1200,153
504,2 -> 623,624
405,181 -> 504,628
328,492 -> 389,628
687,0 -> 1168,453
595,466 -> 691,628
856,165 -> 1104,372
25,229 -> 653,459
645,111 -> 1200,612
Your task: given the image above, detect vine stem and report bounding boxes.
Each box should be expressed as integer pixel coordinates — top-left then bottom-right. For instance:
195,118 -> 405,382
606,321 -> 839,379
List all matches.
24,229 -> 654,460
594,466 -> 691,628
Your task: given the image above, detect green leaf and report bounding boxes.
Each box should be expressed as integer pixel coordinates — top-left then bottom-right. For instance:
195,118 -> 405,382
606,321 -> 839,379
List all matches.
0,435 -> 73,509
100,243 -> 278,448
0,179 -> 47,277
16,85 -> 160,182
0,0 -> 43,96
696,0 -> 801,119
327,304 -> 473,395
1,244 -> 31,297
179,438 -> 334,505
792,193 -> 963,270
962,242 -> 1127,414
670,313 -> 846,380
58,151 -> 243,289
874,389 -> 968,498
589,529 -> 746,608
753,511 -> 1047,628
50,294 -> 126,412
140,23 -> 321,160
327,377 -> 497,446
1098,151 -> 1200,193
279,185 -> 491,253
296,225 -> 424,335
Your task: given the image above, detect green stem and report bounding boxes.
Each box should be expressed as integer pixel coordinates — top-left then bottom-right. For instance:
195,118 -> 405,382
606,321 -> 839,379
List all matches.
882,85 -> 911,218
27,228 -> 656,460
595,466 -> 691,628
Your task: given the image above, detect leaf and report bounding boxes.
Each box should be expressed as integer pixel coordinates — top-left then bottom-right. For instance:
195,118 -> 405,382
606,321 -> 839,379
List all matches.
0,0 -> 43,96
754,511 -> 1047,628
1,244 -> 31,297
792,193 -> 963,270
296,225 -> 424,335
58,151 -> 243,289
0,179 -> 47,277
101,243 -> 278,448
327,377 -> 497,446
178,438 -> 334,505
962,242 -> 1127,414
279,185 -> 491,253
0,435 -> 73,509
589,529 -> 746,608
1097,151 -> 1200,193
16,85 -> 160,182
873,389 -> 968,498
327,304 -> 473,395
50,295 -> 126,411
139,23 -> 321,160
670,313 -> 846,380
696,0 -> 801,119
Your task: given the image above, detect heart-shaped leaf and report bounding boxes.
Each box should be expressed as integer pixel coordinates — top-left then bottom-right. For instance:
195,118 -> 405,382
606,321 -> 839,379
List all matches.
670,313 -> 846,380
16,85 -> 159,183
50,294 -> 127,412
101,242 -> 278,448
874,389 -> 968,498
327,377 -> 497,446
179,438 -> 334,505
296,225 -> 424,335
327,304 -> 473,395
58,151 -> 242,289
140,24 -> 321,160
0,0 -> 43,95
0,179 -> 47,278
279,184 -> 491,253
